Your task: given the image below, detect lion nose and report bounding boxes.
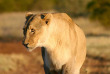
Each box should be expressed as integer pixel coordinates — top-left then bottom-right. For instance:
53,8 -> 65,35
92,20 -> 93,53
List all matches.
23,43 -> 29,48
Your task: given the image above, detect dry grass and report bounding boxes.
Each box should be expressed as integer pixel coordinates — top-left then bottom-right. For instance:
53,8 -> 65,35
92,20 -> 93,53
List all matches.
0,12 -> 25,38
0,54 -> 28,72
74,17 -> 110,35
87,36 -> 110,60
0,53 -> 43,74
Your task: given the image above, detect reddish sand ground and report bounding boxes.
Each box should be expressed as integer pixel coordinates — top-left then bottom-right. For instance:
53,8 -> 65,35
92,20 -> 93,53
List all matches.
0,41 -> 44,74
0,41 -> 110,74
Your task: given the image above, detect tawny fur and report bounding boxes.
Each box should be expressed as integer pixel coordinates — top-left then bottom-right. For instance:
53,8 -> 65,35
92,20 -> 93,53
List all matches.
23,12 -> 86,74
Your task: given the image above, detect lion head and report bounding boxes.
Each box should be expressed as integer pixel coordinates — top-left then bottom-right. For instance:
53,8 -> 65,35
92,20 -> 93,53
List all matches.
23,12 -> 53,51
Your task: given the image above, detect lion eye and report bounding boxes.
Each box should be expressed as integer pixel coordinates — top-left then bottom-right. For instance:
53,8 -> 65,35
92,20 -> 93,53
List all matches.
31,29 -> 35,33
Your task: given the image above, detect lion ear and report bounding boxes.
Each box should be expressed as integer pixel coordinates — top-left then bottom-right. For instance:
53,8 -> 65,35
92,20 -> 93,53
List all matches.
25,12 -> 33,19
41,13 -> 52,25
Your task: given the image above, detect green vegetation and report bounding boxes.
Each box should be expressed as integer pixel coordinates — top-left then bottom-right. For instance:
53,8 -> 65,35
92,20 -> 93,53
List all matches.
31,0 -> 55,11
0,0 -> 89,16
55,0 -> 89,17
0,0 -> 55,12
87,0 -> 110,28
0,0 -> 33,12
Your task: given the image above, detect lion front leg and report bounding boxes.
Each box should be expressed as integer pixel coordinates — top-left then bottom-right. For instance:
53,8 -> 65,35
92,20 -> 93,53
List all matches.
44,65 -> 63,74
62,66 -> 80,74
62,59 -> 81,74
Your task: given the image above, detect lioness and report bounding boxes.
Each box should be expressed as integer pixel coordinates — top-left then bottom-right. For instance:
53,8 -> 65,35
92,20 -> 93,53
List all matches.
23,12 -> 86,74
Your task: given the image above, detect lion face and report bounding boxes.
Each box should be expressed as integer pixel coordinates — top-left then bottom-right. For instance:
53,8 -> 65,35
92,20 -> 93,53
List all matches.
23,12 -> 52,51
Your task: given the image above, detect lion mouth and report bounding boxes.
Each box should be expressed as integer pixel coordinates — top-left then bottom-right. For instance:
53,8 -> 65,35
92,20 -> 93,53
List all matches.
26,47 -> 36,52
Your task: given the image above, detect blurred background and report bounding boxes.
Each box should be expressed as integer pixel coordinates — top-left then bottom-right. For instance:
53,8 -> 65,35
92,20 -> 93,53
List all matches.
0,0 -> 110,74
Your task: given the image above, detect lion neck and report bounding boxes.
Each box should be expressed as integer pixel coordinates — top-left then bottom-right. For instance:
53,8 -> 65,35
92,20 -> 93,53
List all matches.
40,17 -> 77,54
